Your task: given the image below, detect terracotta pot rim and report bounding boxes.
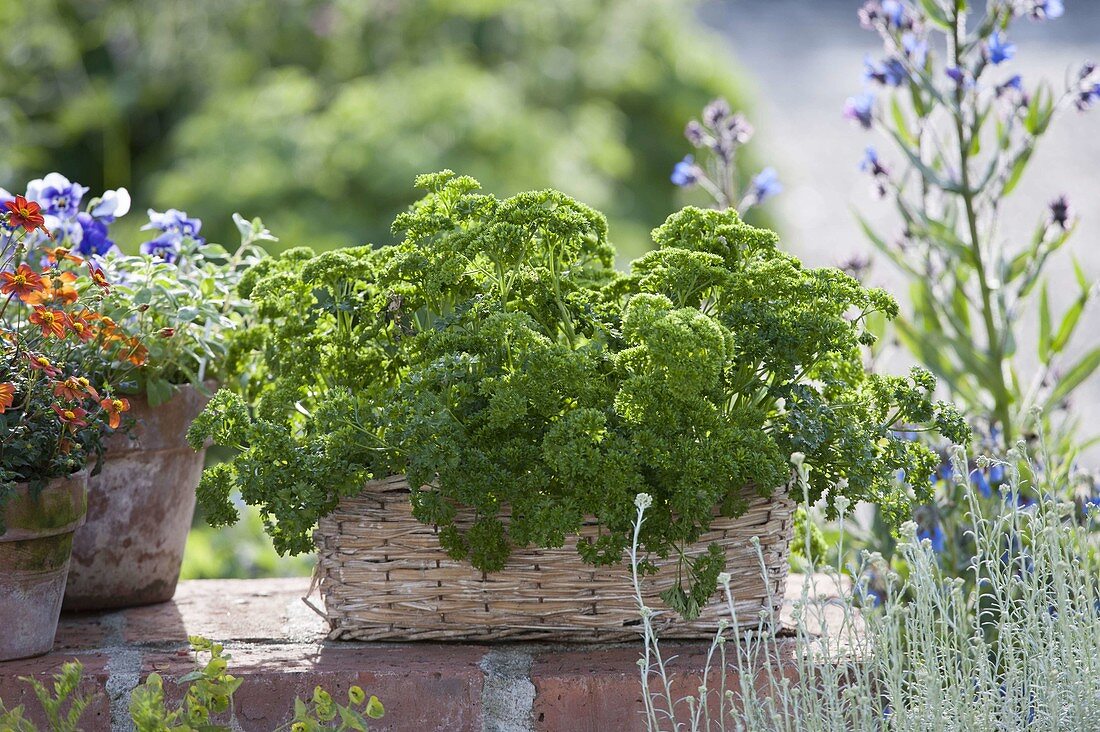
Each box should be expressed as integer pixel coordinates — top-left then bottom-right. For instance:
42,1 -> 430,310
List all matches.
120,379 -> 220,404
1,469 -> 89,543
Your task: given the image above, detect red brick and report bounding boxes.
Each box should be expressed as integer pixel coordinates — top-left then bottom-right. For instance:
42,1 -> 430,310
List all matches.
0,653 -> 111,729
531,640 -> 801,731
139,643 -> 487,732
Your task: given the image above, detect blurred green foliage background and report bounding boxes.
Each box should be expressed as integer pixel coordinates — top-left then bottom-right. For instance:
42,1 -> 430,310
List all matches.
1,0 -> 755,578
1,0 -> 754,261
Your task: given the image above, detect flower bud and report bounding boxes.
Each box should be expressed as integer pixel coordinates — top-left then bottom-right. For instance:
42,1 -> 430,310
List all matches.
158,327 -> 176,338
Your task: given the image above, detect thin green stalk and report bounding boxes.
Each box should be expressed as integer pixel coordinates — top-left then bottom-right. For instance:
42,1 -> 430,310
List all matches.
950,5 -> 1014,444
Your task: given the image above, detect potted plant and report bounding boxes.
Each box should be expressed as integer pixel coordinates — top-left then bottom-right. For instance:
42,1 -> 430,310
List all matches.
0,193 -> 128,660
3,173 -> 273,610
189,172 -> 968,640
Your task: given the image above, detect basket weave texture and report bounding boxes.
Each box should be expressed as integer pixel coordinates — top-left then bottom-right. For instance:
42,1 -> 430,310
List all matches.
315,475 -> 794,642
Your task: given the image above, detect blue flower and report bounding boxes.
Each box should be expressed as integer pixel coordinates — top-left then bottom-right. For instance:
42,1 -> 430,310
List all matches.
76,212 -> 118,257
1031,0 -> 1064,20
670,155 -> 700,187
844,92 -> 876,129
902,33 -> 928,67
881,0 -> 905,27
143,208 -> 204,244
989,463 -> 1005,484
1076,83 -> 1100,111
25,173 -> 89,219
140,231 -> 181,263
917,522 -> 946,554
864,56 -> 908,87
860,146 -> 888,177
970,469 -> 992,498
749,167 -> 782,204
987,32 -> 1016,65
946,66 -> 967,85
90,188 -> 131,223
997,74 -> 1024,96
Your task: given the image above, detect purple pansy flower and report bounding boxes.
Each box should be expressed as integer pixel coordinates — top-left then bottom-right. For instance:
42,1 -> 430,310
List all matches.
143,208 -> 205,244
670,155 -> 700,187
76,212 -> 119,257
140,231 -> 181,263
25,173 -> 89,219
90,188 -> 131,223
844,92 -> 876,129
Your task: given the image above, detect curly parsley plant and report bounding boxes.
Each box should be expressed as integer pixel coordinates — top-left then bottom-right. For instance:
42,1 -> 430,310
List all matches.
189,171 -> 967,615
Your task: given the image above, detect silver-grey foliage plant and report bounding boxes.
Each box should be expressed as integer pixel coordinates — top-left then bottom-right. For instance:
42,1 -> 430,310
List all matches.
632,448 -> 1100,731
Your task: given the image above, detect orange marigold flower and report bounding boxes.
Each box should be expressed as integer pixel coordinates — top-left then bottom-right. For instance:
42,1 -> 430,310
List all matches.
44,246 -> 83,265
23,271 -> 78,306
0,382 -> 14,413
29,306 -> 67,338
67,312 -> 95,343
52,403 -> 89,429
27,353 -> 60,377
0,264 -> 46,301
100,396 -> 130,429
74,376 -> 100,400
88,264 -> 110,292
52,375 -> 100,402
124,338 -> 149,367
4,195 -> 50,235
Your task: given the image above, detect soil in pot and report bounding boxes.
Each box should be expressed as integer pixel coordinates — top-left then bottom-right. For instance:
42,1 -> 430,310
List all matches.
1,470 -> 88,661
63,383 -> 213,611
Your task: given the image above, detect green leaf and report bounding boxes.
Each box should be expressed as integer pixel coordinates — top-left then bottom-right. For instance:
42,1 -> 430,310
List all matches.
146,378 -> 175,408
1039,283 -> 1052,364
366,696 -> 385,719
890,97 -> 916,147
919,0 -> 952,29
1051,296 -> 1087,355
1047,346 -> 1100,408
1073,255 -> 1090,292
177,306 -> 201,323
1002,149 -> 1033,196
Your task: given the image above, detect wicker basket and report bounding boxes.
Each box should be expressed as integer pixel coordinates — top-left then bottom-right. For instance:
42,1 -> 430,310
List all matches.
313,475 -> 794,642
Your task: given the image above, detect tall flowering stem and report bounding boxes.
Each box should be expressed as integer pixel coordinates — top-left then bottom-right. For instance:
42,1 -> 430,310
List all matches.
670,99 -> 782,214
848,0 -> 1099,468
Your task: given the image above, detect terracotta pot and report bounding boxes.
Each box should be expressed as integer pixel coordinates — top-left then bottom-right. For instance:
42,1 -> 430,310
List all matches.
63,383 -> 213,611
1,471 -> 88,661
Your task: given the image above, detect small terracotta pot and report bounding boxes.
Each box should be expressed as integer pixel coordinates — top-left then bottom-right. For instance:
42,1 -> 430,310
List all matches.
1,470 -> 88,661
63,383 -> 214,611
